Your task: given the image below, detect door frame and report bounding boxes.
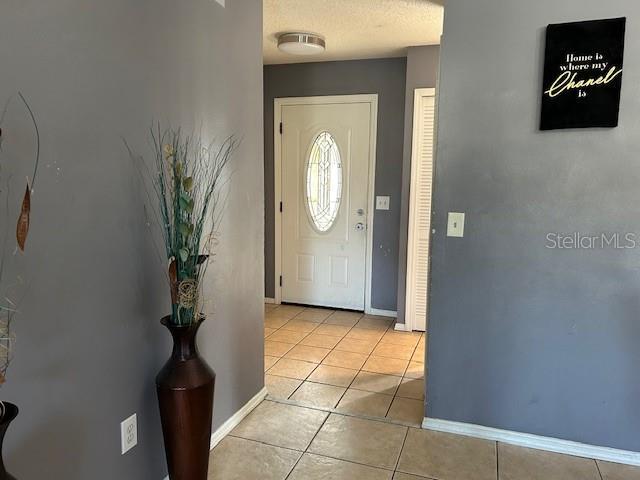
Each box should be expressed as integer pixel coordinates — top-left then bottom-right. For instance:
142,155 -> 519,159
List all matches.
273,94 -> 379,313
404,88 -> 436,332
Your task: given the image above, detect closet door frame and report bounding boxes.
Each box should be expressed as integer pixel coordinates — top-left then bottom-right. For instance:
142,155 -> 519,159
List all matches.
405,88 -> 437,332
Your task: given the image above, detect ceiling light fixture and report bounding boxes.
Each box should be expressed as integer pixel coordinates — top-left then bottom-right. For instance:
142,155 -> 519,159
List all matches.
277,32 -> 326,56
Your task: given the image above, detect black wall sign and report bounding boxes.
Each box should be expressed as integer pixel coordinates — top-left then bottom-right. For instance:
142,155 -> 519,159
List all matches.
540,17 -> 626,131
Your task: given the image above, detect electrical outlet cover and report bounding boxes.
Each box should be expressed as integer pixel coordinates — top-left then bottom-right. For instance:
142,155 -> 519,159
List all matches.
375,196 -> 390,211
447,212 -> 465,238
121,414 -> 138,454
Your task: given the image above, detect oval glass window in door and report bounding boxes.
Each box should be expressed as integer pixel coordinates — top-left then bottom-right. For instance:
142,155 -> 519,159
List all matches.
305,131 -> 343,232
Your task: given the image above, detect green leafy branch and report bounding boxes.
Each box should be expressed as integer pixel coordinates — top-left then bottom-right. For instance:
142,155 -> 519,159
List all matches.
128,125 -> 236,326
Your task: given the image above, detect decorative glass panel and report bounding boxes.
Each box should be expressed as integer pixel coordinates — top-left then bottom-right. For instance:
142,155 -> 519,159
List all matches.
305,131 -> 342,232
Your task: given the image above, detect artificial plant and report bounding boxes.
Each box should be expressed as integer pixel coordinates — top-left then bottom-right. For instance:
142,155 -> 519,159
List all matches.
128,126 -> 235,326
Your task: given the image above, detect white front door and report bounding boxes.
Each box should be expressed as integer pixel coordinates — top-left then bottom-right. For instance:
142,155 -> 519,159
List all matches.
280,99 -> 374,310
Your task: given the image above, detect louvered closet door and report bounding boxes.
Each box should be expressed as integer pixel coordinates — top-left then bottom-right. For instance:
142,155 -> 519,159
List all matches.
406,89 -> 436,332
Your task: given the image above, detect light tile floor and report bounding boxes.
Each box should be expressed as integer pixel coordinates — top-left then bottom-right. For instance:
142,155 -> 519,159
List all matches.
264,304 -> 425,426
206,304 -> 640,479
210,399 -> 640,480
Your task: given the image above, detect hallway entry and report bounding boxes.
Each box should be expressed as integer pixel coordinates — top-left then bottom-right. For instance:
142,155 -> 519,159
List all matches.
264,303 -> 425,427
275,96 -> 378,311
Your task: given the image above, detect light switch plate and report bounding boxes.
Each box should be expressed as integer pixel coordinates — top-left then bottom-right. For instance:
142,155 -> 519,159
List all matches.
376,196 -> 390,211
121,414 -> 138,455
447,212 -> 465,237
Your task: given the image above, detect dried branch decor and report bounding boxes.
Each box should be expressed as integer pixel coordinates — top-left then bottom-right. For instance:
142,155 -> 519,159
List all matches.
127,126 -> 235,326
0,91 -> 41,394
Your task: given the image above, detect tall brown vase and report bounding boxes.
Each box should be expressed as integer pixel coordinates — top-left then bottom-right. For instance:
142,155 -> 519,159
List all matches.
0,402 -> 18,480
157,316 -> 215,480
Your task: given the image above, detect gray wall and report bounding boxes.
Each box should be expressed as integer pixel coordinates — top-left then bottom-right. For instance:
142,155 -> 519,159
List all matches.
264,58 -> 407,311
427,0 -> 640,451
396,46 -> 440,324
0,1 -> 263,478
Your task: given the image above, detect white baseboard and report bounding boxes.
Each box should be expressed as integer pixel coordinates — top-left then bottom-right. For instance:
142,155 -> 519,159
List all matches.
394,322 -> 412,332
423,417 -> 640,467
264,297 -> 277,304
210,387 -> 268,449
163,387 -> 268,480
366,308 -> 397,318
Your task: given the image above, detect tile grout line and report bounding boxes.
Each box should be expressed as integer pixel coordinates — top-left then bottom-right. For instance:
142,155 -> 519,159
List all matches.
393,424 -> 411,475
265,396 -> 423,430
225,433 -> 303,454
594,457 -> 604,480
282,406 -> 333,480
286,375 -> 310,400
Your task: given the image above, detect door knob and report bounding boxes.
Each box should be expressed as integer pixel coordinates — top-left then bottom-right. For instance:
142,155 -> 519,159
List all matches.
355,222 -> 366,231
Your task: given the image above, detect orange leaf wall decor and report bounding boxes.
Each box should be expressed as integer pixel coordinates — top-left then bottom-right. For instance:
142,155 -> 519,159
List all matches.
16,184 -> 31,251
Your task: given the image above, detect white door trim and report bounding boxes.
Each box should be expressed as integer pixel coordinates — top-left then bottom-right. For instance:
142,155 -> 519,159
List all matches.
423,417 -> 640,467
405,88 -> 436,332
274,94 -> 379,313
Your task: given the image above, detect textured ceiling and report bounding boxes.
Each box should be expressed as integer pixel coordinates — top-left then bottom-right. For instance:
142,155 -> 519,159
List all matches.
264,0 -> 444,65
